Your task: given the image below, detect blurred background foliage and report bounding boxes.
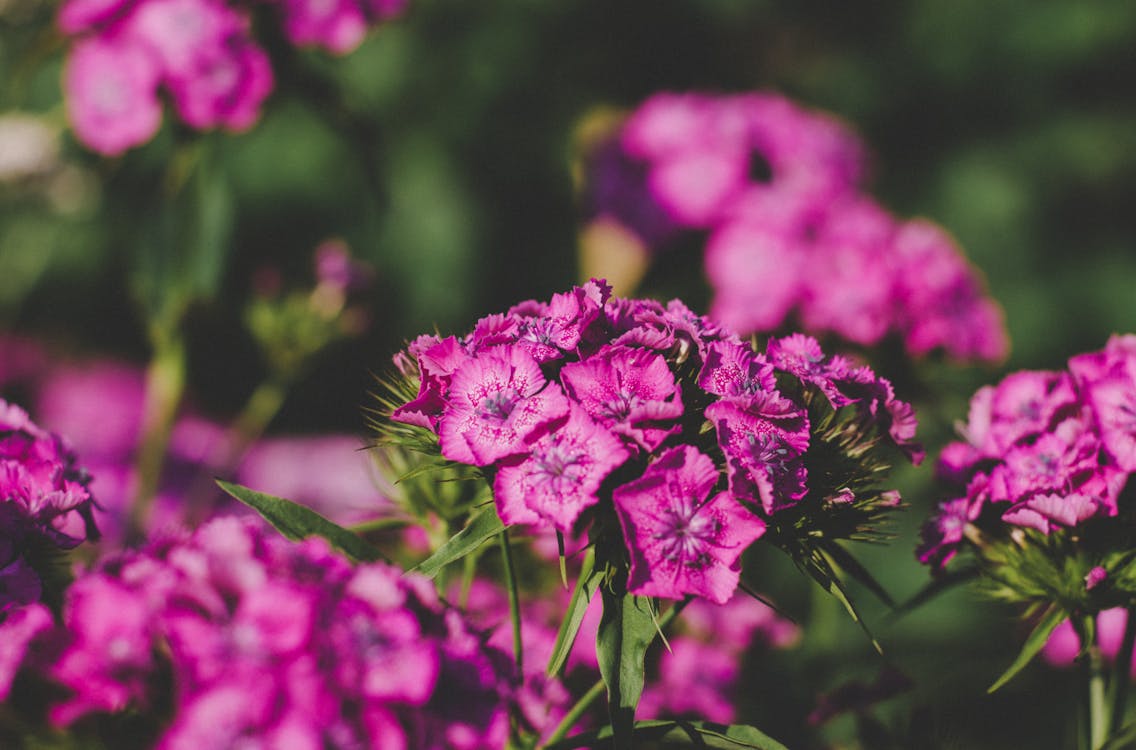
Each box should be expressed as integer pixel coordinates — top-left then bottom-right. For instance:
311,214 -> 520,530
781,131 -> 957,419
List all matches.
1,1 -> 1135,748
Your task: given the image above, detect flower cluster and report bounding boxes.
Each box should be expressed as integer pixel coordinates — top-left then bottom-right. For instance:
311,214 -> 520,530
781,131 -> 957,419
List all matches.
581,91 -> 1007,362
58,0 -> 407,155
389,280 -> 921,605
919,335 -> 1136,580
0,400 -> 97,700
41,517 -> 513,749
0,400 -> 96,616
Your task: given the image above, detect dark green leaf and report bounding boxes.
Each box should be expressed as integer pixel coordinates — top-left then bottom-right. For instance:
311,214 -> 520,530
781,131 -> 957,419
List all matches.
820,540 -> 895,608
542,719 -> 790,750
411,505 -> 505,578
499,530 -> 524,673
988,605 -> 1067,693
805,553 -> 883,655
1102,722 -> 1136,750
548,549 -> 600,678
596,590 -> 658,749
217,480 -> 387,562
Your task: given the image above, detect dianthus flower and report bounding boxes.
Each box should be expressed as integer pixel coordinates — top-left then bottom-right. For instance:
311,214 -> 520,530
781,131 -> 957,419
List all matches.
386,280 -> 920,606
31,517 -> 514,749
57,0 -> 407,154
919,335 -> 1136,616
580,91 -> 1007,363
0,399 -> 96,699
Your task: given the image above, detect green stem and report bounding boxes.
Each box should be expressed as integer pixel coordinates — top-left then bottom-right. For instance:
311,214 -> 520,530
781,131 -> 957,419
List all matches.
540,598 -> 690,749
128,334 -> 186,542
1111,607 -> 1136,735
500,529 -> 524,674
1080,617 -> 1109,750
543,679 -> 606,748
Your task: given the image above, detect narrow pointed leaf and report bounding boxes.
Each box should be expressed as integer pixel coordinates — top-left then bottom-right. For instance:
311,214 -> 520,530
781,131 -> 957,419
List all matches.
596,590 -> 658,749
988,605 -> 1066,693
805,553 -> 883,655
217,480 -> 387,562
819,540 -> 895,608
412,505 -> 505,578
542,719 -> 790,749
500,530 -> 524,673
557,531 -> 569,588
548,549 -> 600,678
1102,722 -> 1136,750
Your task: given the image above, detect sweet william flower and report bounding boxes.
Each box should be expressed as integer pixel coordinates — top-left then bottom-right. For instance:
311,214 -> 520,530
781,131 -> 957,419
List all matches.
494,405 -> 629,531
560,344 -> 683,453
438,346 -> 570,465
613,446 -> 766,604
63,37 -> 163,156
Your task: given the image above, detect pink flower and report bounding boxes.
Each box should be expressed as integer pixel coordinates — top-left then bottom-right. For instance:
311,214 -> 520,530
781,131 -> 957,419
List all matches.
560,345 -> 683,453
63,37 -> 163,156
57,0 -> 137,33
0,603 -> 52,701
697,339 -> 776,402
705,221 -> 802,335
494,406 -> 629,531
165,37 -> 274,131
439,346 -> 569,465
613,446 -> 766,603
277,0 -> 367,54
707,396 -> 810,515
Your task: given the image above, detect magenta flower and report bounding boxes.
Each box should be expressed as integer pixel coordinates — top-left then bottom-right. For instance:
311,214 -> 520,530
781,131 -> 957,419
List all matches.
164,36 -> 273,131
494,406 -> 629,531
41,518 -> 516,748
705,221 -> 802,335
439,346 -> 569,465
707,397 -> 810,515
613,446 -> 765,604
560,345 -> 683,452
63,37 -> 163,156
697,340 -> 776,401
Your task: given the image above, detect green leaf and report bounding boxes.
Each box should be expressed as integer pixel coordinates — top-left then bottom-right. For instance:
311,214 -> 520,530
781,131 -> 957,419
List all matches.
1102,722 -> 1136,750
499,530 -> 524,673
805,552 -> 883,655
547,549 -> 600,678
596,590 -> 658,749
988,605 -> 1067,693
217,480 -> 387,562
412,505 -> 505,578
819,540 -> 895,608
542,719 -> 790,750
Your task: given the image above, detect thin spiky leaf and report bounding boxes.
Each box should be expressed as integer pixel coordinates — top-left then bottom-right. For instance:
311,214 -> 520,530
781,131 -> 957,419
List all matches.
988,605 -> 1066,693
412,505 -> 505,578
548,549 -> 600,678
217,480 -> 388,562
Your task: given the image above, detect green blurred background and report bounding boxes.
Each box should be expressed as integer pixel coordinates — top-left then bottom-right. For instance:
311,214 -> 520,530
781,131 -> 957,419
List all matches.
2,1 -> 1135,747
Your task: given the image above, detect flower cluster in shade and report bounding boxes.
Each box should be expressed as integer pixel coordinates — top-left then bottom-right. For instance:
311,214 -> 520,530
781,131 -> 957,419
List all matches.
31,517 -> 514,750
581,91 -> 1007,363
0,400 -> 97,700
919,334 -> 1136,570
0,399 -> 97,612
390,280 -> 922,605
58,0 -> 407,155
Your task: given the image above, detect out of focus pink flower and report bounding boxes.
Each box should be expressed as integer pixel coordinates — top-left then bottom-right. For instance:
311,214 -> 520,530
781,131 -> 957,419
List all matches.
1043,608 -> 1134,675
63,37 -> 163,156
